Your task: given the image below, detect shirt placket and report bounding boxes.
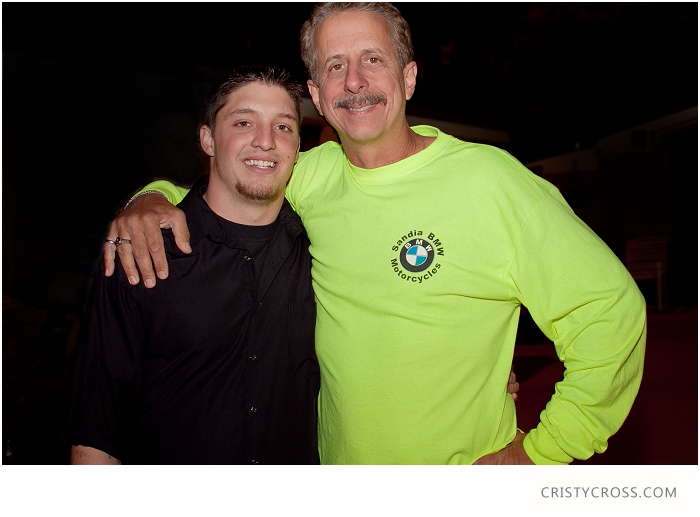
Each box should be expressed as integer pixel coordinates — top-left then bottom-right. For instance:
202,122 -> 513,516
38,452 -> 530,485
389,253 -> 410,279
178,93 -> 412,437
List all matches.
241,248 -> 262,464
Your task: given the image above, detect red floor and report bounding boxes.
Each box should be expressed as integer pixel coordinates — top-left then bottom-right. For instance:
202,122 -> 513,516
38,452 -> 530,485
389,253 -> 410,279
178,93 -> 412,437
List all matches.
513,306 -> 698,465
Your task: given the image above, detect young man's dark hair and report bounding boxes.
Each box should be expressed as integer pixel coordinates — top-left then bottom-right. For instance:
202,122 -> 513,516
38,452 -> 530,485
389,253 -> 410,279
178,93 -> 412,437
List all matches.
204,65 -> 305,133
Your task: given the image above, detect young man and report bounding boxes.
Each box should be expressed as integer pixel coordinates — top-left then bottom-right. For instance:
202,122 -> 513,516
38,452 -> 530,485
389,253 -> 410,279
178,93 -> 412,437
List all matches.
104,3 -> 645,465
65,65 -> 320,464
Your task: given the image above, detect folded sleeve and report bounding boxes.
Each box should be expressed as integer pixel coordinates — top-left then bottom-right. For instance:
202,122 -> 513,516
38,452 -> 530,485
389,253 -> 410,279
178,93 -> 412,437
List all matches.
135,180 -> 189,205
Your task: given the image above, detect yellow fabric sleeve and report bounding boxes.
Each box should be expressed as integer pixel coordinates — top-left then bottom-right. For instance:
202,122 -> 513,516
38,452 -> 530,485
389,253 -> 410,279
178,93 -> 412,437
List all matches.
134,180 -> 189,206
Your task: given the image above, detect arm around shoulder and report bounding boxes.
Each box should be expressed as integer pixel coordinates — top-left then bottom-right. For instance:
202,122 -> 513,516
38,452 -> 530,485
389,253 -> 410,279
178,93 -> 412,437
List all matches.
103,180 -> 193,287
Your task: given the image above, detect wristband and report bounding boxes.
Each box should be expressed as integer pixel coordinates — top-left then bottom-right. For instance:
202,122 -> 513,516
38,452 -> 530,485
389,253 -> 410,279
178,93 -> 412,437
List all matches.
123,189 -> 168,211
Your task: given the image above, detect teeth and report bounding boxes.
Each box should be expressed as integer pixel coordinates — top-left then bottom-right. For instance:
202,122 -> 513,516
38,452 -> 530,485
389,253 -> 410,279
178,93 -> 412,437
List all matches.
246,159 -> 276,168
347,105 -> 374,112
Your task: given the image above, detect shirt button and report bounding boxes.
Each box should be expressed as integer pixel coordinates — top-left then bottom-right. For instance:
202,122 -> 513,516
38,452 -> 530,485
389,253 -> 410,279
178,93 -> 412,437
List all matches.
243,255 -> 252,261
250,406 -> 258,413
251,459 -> 259,464
249,354 -> 257,361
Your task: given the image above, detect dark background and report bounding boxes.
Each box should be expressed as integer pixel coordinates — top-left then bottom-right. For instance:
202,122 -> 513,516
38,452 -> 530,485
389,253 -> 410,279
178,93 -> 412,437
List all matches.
2,2 -> 697,464
3,2 -> 697,307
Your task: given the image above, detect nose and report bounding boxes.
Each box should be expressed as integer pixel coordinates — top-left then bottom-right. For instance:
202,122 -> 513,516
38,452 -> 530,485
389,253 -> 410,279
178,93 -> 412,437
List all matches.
251,125 -> 275,150
344,62 -> 368,94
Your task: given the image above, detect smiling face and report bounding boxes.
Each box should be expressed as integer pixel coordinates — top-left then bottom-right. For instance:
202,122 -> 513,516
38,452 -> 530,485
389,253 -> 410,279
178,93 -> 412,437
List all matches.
307,10 -> 417,148
200,82 -> 300,210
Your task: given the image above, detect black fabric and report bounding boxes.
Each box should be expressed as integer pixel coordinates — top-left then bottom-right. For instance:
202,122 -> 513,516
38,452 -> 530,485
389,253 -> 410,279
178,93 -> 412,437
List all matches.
218,216 -> 277,280
63,175 -> 319,464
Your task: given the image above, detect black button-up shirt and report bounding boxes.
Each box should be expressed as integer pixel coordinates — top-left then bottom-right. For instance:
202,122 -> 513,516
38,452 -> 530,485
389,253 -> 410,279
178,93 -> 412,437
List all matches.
64,175 -> 319,464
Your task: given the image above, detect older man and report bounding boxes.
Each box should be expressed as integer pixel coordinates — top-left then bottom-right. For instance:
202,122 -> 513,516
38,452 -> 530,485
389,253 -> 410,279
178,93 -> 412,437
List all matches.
105,3 -> 645,465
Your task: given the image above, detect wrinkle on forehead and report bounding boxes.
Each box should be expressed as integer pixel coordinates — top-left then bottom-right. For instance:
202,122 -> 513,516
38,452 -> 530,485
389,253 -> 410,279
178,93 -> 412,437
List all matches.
316,11 -> 397,62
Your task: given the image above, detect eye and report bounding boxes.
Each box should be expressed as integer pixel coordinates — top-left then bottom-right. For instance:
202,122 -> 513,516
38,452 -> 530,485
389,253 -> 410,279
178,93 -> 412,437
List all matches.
368,57 -> 381,64
234,120 -> 251,128
276,124 -> 293,132
329,63 -> 343,72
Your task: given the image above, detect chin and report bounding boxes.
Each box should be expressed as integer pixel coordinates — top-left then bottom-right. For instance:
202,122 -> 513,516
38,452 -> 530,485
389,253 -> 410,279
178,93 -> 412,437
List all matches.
236,182 -> 282,202
344,129 -> 384,144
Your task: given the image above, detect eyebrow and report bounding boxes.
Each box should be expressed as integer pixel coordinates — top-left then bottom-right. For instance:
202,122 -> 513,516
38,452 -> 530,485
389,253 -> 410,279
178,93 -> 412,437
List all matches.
224,108 -> 298,124
323,47 -> 384,67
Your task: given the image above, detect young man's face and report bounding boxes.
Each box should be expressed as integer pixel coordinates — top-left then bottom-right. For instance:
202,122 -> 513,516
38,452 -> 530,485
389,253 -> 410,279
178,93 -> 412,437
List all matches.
308,10 -> 417,147
201,82 -> 300,204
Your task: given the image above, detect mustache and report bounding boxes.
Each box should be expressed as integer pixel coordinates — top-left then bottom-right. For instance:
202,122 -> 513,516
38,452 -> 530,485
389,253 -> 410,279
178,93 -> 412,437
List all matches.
334,92 -> 387,109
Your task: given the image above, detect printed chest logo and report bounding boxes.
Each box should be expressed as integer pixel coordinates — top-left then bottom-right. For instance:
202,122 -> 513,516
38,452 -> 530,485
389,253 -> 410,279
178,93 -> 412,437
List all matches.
390,231 -> 445,283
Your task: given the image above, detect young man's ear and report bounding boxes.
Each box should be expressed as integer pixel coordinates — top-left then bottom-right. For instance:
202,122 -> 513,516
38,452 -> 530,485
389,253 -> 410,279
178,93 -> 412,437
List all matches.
307,80 -> 323,117
200,125 -> 215,157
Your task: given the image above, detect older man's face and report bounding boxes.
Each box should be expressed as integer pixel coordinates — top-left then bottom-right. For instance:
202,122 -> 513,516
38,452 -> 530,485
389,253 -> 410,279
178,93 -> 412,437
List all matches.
308,10 -> 416,148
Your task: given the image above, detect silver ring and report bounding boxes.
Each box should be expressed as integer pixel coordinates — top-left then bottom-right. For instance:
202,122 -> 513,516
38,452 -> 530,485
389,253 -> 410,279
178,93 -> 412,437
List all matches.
105,239 -> 117,246
115,237 -> 132,245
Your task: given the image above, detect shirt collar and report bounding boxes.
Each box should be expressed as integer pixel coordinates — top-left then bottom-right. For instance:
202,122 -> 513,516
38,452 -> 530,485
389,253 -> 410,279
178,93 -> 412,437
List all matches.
177,175 -> 305,246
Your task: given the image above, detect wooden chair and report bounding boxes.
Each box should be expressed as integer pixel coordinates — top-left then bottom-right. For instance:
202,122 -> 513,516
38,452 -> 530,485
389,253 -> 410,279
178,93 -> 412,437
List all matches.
625,236 -> 668,310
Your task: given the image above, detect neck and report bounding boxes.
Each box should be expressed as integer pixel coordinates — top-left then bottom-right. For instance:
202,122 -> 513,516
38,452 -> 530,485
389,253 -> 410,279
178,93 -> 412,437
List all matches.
340,124 -> 426,169
203,176 -> 283,226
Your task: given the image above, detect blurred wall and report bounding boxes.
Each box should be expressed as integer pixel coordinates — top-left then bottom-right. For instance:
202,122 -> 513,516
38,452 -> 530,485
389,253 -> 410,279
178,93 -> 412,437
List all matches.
526,108 -> 698,307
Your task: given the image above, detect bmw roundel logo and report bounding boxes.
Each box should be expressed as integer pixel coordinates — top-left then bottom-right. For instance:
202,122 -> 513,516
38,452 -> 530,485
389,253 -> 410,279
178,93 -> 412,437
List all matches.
400,238 -> 435,272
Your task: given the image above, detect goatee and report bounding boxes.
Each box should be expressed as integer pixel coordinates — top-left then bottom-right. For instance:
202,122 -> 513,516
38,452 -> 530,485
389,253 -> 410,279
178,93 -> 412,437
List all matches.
235,181 -> 280,202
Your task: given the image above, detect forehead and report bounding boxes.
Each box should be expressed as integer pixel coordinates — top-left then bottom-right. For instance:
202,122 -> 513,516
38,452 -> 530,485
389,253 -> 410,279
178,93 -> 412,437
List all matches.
315,10 -> 396,61
221,82 -> 297,118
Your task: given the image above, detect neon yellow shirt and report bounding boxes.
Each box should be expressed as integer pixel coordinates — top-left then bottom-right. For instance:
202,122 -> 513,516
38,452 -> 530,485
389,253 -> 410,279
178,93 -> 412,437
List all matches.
144,126 -> 646,464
